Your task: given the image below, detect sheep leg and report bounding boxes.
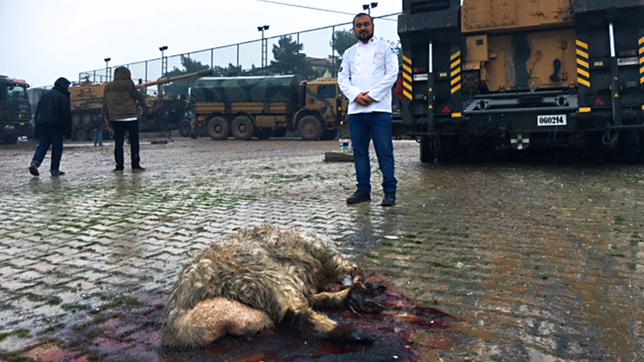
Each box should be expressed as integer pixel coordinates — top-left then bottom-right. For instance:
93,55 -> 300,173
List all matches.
162,297 -> 273,348
311,288 -> 352,309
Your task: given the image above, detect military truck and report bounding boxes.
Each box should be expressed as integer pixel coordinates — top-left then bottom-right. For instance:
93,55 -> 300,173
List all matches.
0,75 -> 32,144
398,0 -> 644,162
190,75 -> 347,140
69,80 -> 106,140
68,69 -> 213,140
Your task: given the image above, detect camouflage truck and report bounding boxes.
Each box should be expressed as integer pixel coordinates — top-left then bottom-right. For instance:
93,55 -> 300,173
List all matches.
398,0 -> 644,162
69,69 -> 212,140
190,75 -> 347,140
0,75 -> 32,144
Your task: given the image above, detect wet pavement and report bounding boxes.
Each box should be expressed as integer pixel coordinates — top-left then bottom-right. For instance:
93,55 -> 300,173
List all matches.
0,138 -> 642,361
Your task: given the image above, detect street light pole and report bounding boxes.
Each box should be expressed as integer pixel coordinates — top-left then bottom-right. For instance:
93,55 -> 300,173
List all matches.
257,25 -> 270,75
104,57 -> 111,82
159,45 -> 168,77
362,2 -> 378,15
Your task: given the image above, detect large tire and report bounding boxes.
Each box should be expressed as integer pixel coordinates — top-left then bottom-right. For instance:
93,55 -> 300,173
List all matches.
71,114 -> 82,137
231,115 -> 255,140
435,136 -> 456,163
74,128 -> 87,142
320,128 -> 339,140
420,136 -> 434,163
298,115 -> 323,140
255,128 -> 272,140
82,113 -> 93,127
178,119 -> 192,137
207,116 -> 230,140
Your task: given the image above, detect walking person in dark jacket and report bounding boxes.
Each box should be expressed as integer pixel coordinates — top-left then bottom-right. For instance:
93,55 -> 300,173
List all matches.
29,77 -> 72,177
103,66 -> 147,172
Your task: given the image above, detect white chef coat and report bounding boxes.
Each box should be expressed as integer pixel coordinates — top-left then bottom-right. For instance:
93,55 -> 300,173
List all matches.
338,37 -> 399,115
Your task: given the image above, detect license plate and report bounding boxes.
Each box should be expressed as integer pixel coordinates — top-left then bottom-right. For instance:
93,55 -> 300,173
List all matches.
537,114 -> 567,127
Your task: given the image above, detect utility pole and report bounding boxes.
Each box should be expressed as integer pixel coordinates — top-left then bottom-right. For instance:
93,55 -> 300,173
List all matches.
104,57 -> 111,82
159,45 -> 169,77
258,25 -> 270,75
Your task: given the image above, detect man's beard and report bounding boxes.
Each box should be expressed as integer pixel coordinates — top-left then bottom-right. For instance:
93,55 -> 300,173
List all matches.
356,31 -> 373,42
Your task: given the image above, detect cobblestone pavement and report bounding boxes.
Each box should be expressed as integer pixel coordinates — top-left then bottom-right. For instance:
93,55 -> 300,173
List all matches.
0,138 -> 642,361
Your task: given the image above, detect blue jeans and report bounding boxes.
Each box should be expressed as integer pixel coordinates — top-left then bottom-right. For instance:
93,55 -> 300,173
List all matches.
348,112 -> 397,194
94,127 -> 103,145
31,129 -> 64,172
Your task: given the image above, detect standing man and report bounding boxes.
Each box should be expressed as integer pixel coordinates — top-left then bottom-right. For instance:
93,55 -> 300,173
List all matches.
338,13 -> 399,206
103,66 -> 147,172
28,77 -> 72,177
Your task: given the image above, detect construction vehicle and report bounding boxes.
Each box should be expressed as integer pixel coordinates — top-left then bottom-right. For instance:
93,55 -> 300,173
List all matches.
190,75 -> 347,140
68,69 -> 213,140
398,0 -> 644,163
69,80 -> 106,140
0,75 -> 32,144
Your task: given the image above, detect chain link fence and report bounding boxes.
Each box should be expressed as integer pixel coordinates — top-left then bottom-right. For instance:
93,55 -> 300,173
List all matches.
78,13 -> 400,84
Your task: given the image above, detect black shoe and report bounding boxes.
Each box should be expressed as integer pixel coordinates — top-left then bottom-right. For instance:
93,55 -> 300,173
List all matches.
29,164 -> 39,176
346,190 -> 371,205
381,193 -> 396,207
113,167 -> 124,172
132,165 -> 145,172
51,170 -> 65,177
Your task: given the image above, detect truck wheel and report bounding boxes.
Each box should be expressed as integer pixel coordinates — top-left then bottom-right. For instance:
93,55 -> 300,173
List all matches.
420,136 -> 434,163
178,119 -> 192,137
74,128 -> 87,142
435,136 -> 456,163
207,116 -> 230,140
231,115 -> 255,140
618,130 -> 640,164
82,114 -> 93,127
320,129 -> 338,140
255,129 -> 272,140
298,115 -> 323,140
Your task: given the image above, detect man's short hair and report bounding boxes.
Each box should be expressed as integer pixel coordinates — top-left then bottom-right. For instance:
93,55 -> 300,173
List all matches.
353,13 -> 373,26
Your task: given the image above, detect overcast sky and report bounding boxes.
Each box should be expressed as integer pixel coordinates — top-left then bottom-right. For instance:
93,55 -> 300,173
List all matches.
0,0 -> 402,87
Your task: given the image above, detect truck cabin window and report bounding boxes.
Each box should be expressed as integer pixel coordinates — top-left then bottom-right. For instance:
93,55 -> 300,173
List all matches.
7,86 -> 27,100
318,85 -> 336,99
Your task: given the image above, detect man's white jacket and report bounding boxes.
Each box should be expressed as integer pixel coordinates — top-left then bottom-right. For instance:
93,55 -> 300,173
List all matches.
338,37 -> 399,115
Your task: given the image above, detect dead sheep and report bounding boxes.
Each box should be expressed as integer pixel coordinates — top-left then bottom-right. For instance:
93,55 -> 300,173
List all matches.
161,225 -> 365,348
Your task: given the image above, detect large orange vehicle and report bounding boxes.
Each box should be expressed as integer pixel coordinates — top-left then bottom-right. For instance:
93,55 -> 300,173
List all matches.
68,81 -> 105,140
398,0 -> 644,162
68,69 -> 212,140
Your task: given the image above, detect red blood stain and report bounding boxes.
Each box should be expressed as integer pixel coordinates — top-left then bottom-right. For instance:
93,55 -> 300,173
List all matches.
29,279 -> 459,361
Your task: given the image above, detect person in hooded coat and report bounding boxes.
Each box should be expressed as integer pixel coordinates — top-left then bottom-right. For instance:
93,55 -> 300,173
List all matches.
103,66 -> 147,172
29,77 -> 72,177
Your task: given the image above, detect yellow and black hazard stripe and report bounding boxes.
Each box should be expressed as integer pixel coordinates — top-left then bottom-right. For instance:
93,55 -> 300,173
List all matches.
639,36 -> 643,85
450,50 -> 462,95
401,54 -> 413,101
576,39 -> 591,88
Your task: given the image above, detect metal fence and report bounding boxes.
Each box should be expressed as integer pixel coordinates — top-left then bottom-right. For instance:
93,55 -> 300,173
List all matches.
78,13 -> 400,84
